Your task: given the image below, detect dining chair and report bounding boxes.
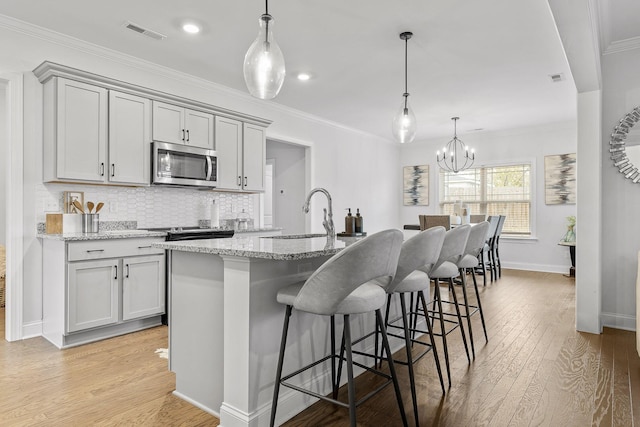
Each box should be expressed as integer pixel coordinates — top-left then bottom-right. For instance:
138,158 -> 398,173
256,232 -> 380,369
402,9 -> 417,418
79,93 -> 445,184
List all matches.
419,214 -> 451,231
455,221 -> 490,358
494,215 -> 506,278
270,229 -> 407,427
470,214 -> 486,223
479,216 -> 499,285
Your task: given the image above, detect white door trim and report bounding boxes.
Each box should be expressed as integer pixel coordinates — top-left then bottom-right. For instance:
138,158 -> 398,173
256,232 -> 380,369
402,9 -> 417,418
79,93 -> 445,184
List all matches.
2,72 -> 24,341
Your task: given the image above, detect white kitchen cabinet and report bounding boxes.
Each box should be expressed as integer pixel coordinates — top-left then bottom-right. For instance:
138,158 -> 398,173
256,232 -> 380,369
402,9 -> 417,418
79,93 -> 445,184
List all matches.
152,101 -> 214,150
122,254 -> 165,321
42,237 -> 166,349
108,91 -> 151,185
215,117 -> 266,191
67,259 -> 118,332
43,77 -> 108,183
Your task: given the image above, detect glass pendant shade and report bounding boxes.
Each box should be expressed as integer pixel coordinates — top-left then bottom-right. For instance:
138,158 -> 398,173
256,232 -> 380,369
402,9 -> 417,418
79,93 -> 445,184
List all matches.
392,96 -> 417,144
243,14 -> 286,100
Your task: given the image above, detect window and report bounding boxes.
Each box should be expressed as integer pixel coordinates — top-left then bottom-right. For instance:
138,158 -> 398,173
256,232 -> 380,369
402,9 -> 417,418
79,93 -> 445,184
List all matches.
439,163 -> 532,235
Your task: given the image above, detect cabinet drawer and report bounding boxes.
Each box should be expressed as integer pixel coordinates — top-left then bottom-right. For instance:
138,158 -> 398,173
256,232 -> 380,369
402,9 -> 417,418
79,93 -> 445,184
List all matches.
68,238 -> 165,261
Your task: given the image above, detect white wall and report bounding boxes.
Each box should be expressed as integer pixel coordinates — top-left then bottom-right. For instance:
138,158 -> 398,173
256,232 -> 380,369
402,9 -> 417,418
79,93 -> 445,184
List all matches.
266,140 -> 306,234
400,121 -> 577,273
0,85 -> 6,245
0,20 -> 400,329
600,47 -> 640,330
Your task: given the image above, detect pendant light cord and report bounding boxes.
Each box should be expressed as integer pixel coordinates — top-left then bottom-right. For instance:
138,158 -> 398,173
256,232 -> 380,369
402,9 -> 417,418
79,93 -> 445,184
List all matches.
265,0 -> 269,15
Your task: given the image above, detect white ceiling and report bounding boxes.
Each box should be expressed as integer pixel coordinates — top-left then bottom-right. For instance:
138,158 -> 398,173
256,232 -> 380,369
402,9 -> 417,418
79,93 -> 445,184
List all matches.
0,1 -> 634,142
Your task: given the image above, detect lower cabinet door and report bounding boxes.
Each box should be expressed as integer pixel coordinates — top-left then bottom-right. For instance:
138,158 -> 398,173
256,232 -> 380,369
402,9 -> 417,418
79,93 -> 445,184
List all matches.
122,254 -> 165,321
67,259 -> 119,333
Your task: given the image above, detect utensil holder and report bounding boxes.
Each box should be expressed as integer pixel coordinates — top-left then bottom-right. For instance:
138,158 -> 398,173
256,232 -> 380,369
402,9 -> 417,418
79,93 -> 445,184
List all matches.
82,214 -> 99,233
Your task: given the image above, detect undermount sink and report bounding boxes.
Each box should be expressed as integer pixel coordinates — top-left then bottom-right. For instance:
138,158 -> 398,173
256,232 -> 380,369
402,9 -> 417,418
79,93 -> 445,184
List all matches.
262,233 -> 327,239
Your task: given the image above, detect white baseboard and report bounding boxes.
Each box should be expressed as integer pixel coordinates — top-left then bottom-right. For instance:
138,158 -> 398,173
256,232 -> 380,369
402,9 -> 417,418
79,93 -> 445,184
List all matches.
173,390 -> 220,418
501,261 -> 569,274
601,312 -> 636,331
22,320 -> 42,339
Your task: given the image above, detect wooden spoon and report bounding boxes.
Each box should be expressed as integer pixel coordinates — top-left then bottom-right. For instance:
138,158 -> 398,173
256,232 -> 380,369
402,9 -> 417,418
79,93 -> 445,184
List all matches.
72,200 -> 84,214
95,202 -> 105,214
87,201 -> 94,214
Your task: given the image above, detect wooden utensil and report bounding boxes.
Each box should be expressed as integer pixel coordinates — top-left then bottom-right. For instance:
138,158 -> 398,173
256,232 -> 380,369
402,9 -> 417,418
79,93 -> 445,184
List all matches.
95,202 -> 105,213
72,200 -> 84,214
87,201 -> 94,213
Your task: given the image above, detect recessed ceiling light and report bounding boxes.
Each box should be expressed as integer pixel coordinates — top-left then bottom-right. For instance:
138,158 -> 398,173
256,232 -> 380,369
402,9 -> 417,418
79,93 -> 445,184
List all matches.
297,73 -> 311,81
182,23 -> 201,34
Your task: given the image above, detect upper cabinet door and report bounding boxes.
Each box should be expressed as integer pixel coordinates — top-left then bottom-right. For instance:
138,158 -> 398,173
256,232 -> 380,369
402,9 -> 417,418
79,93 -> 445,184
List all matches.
185,109 -> 214,150
215,116 -> 243,190
109,91 -> 151,185
56,78 -> 108,182
242,123 -> 266,192
152,101 -> 185,144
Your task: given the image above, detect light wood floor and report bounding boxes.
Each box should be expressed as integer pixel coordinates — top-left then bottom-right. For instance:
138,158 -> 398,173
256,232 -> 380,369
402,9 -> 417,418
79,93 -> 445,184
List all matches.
1,270 -> 638,426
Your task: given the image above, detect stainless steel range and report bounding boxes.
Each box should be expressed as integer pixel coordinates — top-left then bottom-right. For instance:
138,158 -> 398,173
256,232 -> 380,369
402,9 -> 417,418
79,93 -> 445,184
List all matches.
148,227 -> 235,325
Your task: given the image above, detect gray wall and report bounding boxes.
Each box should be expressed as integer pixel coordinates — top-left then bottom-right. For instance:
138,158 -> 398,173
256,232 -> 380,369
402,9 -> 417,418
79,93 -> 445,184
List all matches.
266,140 -> 306,234
601,47 -> 640,328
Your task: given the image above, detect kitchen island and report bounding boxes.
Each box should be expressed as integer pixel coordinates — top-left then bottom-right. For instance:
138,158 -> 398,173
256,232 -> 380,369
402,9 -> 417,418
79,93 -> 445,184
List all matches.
155,234 -> 378,427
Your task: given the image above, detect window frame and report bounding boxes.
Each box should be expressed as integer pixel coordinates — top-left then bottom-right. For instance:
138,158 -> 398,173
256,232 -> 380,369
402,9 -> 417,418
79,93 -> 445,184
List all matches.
435,158 -> 537,238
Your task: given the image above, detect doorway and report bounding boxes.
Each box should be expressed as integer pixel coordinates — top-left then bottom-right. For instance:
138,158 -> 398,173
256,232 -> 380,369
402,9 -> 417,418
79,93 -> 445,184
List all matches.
0,83 -> 6,328
264,139 -> 308,234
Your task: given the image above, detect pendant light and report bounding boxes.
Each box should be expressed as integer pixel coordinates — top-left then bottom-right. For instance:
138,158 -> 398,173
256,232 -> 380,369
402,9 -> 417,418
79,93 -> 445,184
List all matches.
392,31 -> 417,144
436,117 -> 475,173
243,0 -> 286,100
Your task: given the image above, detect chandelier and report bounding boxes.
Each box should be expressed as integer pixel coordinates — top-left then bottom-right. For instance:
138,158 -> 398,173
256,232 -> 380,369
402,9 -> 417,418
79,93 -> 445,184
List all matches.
436,117 -> 475,173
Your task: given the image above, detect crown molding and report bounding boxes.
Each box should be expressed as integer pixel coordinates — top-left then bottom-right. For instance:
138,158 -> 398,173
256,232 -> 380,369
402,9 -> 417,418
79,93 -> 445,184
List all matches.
0,13 -> 392,144
602,35 -> 640,55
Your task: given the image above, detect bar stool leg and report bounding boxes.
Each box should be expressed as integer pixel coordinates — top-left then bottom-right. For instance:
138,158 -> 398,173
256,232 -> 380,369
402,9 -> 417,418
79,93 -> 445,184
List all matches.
376,309 -> 409,427
418,290 -> 446,393
459,269 -> 476,359
433,279 -> 451,387
471,269 -> 488,342
343,314 -> 357,427
330,315 -> 339,398
448,278 -> 470,363
399,294 -> 419,427
270,305 -> 293,427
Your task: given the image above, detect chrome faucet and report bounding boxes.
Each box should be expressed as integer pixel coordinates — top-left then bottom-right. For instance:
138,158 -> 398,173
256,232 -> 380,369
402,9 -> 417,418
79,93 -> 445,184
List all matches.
302,188 -> 335,239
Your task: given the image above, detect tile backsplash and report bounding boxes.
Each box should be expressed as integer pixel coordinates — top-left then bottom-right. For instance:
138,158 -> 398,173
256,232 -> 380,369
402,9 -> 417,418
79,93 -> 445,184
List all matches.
37,183 -> 256,229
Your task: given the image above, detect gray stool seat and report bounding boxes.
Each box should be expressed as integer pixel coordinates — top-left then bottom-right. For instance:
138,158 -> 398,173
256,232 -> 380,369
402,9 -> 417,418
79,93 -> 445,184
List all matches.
270,229 -> 408,427
429,261 -> 459,278
458,253 -> 481,269
277,281 -> 387,314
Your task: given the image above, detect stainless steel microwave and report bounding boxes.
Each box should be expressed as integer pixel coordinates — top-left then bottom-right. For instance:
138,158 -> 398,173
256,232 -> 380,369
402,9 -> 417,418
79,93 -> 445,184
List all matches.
152,141 -> 217,188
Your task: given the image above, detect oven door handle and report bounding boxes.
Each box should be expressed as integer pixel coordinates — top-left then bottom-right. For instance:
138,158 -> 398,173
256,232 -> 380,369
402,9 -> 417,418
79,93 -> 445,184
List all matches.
205,156 -> 213,181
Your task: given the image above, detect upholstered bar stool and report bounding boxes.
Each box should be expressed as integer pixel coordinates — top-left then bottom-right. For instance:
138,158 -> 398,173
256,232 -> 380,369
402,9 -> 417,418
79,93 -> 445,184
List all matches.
456,221 -> 490,358
270,229 -> 408,427
423,224 -> 471,387
479,216 -> 499,285
494,215 -> 506,278
373,226 -> 447,426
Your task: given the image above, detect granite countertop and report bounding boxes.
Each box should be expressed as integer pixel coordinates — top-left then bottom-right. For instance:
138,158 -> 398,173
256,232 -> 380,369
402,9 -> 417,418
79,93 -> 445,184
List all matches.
37,230 -> 168,241
154,234 -> 363,260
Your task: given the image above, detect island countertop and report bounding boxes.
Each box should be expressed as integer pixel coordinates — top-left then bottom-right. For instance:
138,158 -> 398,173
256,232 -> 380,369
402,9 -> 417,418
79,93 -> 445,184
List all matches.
153,234 -> 361,260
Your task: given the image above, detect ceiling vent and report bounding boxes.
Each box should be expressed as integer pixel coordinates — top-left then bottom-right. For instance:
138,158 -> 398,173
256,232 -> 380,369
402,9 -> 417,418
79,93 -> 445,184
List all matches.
123,21 -> 166,41
549,73 -> 565,83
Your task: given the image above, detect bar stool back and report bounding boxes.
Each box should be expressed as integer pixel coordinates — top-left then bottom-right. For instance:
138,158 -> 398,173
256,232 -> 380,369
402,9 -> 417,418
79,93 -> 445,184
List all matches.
270,229 -> 407,427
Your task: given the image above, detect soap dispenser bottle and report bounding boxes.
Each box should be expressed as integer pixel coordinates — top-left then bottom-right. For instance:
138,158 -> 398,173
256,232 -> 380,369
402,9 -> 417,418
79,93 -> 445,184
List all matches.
345,208 -> 355,234
355,208 -> 363,233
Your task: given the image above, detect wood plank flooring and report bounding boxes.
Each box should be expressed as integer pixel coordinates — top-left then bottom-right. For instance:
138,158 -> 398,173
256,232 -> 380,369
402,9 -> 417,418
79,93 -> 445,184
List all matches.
1,269 -> 638,426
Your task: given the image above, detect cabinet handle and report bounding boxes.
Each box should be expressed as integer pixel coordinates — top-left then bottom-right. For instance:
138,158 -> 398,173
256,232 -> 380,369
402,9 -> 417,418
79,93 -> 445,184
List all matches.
126,264 -> 130,278
182,129 -> 185,141
100,163 -> 105,176
186,129 -> 190,142
244,176 -> 248,186
86,249 -> 105,253
137,245 -> 153,249
114,265 -> 118,280
237,176 -> 242,186
111,164 -> 115,177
